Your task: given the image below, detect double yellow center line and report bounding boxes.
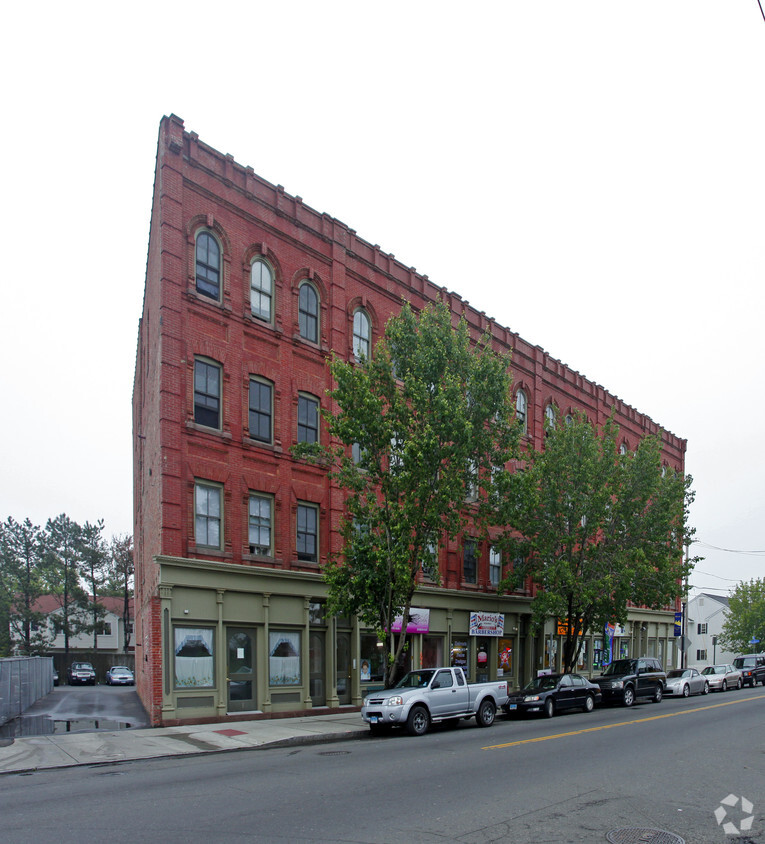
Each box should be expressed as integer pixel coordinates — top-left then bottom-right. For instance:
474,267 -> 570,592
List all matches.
483,693 -> 765,751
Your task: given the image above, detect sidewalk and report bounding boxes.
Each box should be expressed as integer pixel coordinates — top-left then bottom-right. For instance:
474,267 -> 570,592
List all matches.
0,711 -> 369,776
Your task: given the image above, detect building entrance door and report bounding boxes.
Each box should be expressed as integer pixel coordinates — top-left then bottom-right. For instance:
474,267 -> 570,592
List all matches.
227,627 -> 256,713
336,631 -> 351,704
309,631 -> 326,706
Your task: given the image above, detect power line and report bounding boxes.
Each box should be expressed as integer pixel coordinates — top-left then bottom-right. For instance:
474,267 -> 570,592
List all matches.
758,0 -> 765,24
692,540 -> 765,556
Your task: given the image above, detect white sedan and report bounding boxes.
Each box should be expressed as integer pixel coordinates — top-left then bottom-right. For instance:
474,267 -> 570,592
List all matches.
664,668 -> 708,697
700,664 -> 742,692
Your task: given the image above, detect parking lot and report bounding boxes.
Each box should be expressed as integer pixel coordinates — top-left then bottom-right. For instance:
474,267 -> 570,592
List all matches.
0,683 -> 149,739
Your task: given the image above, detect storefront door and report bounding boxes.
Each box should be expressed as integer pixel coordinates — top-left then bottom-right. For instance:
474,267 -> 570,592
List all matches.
227,627 -> 256,713
309,631 -> 326,706
336,631 -> 351,704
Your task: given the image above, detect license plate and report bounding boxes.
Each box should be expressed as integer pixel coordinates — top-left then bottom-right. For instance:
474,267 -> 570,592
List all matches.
508,704 -> 517,710
370,716 -> 378,724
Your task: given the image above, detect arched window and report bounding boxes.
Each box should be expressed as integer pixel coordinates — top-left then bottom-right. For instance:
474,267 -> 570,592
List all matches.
195,232 -> 221,300
619,443 -> 627,456
298,282 -> 319,342
515,390 -> 527,434
250,259 -> 273,322
353,309 -> 371,360
545,404 -> 556,431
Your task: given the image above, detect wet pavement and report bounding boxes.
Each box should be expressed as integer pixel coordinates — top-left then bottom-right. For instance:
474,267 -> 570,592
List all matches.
0,684 -> 149,739
0,685 -> 368,774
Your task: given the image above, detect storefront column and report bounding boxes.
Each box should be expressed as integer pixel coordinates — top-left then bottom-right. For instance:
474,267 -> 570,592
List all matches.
262,593 -> 271,713
216,589 -> 226,716
303,598 -> 312,708
159,585 -> 174,718
351,617 -> 362,706
327,615 -> 339,708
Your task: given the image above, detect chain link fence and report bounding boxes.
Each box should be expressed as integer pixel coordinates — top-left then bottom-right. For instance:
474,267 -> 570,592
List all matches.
0,657 -> 54,726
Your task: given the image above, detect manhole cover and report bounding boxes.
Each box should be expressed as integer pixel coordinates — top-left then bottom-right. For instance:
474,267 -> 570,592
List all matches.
606,829 -> 685,844
318,750 -> 350,756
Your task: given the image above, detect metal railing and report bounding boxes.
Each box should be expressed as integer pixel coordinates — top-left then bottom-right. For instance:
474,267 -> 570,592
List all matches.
0,656 -> 54,726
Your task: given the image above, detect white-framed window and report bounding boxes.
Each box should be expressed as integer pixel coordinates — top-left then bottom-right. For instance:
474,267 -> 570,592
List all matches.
297,393 -> 319,444
353,309 -> 371,360
249,377 -> 273,443
195,231 -> 221,300
515,389 -> 527,434
298,281 -> 319,342
489,547 -> 501,586
250,258 -> 273,322
248,493 -> 273,556
545,404 -> 556,431
195,481 -> 222,549
297,503 -> 318,563
194,358 -> 221,429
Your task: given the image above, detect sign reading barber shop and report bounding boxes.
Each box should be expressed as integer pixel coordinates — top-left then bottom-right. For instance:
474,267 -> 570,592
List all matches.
469,611 -> 504,636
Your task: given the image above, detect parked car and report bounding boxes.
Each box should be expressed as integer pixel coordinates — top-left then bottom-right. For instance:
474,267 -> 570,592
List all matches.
664,668 -> 708,697
52,667 -> 59,686
731,654 -> 765,687
361,667 -> 509,736
701,664 -> 742,692
105,666 -> 135,686
67,662 -> 96,685
592,657 -> 666,707
503,673 -> 602,718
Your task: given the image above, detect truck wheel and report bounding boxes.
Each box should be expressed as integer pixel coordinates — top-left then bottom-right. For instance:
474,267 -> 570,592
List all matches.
476,699 -> 496,728
544,697 -> 555,718
623,687 -> 635,707
652,684 -> 663,703
406,705 -> 430,737
583,694 -> 594,713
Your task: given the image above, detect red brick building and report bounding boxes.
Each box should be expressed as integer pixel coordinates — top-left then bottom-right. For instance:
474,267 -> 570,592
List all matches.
133,114 -> 686,726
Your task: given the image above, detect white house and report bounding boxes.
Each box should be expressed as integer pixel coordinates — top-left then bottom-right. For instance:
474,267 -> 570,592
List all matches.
686,592 -> 734,667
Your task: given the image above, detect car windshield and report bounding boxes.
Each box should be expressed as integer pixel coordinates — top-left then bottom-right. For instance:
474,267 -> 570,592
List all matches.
734,658 -> 754,668
666,670 -> 685,679
112,668 -> 130,674
602,659 -> 635,676
522,675 -> 561,692
701,666 -> 725,675
395,670 -> 436,689
73,663 -> 93,670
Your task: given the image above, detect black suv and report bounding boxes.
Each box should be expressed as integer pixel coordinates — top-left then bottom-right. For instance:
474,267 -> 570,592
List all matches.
732,653 -> 765,688
593,657 -> 666,707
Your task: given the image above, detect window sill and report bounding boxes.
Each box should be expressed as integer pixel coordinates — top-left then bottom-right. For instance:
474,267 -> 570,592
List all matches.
243,437 -> 282,453
186,421 -> 232,440
185,287 -> 232,313
189,546 -> 233,561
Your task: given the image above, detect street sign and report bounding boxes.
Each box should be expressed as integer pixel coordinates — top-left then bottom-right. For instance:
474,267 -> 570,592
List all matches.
749,638 -> 761,645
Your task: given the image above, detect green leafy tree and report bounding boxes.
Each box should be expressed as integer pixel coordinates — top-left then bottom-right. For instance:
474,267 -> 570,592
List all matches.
0,517 -> 50,655
80,520 -> 109,649
718,579 -> 765,654
104,534 -> 134,652
44,513 -> 89,661
296,300 -> 518,687
494,411 -> 697,673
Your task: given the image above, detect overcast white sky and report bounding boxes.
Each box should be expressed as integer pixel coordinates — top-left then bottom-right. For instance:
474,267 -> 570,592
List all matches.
2,2 -> 763,597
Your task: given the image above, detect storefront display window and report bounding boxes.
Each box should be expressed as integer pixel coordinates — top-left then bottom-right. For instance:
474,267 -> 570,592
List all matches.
174,627 -> 214,688
498,638 -> 513,675
422,636 -> 443,668
269,630 -> 301,686
360,634 -> 386,683
450,640 -> 468,671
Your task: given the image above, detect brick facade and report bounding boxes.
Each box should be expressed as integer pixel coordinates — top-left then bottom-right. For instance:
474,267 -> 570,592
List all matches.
133,115 -> 686,726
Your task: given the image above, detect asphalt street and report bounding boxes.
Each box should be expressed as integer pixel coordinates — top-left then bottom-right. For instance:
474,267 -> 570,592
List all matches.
1,687 -> 763,843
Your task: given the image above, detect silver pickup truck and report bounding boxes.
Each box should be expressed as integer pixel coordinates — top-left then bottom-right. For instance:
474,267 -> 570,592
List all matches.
361,667 -> 509,736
